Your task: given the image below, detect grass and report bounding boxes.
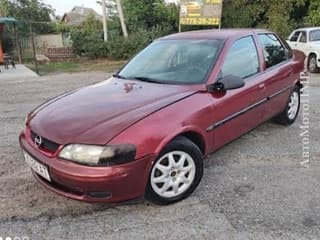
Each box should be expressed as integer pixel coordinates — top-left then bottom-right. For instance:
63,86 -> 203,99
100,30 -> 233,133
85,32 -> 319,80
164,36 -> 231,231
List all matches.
26,59 -> 127,76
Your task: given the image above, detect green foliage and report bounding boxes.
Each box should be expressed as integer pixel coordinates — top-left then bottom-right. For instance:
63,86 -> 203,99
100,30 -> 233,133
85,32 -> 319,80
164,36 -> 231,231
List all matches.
308,0 -> 320,25
71,25 -> 171,60
71,31 -> 106,58
106,26 -> 172,59
54,23 -> 74,33
122,0 -> 179,32
81,13 -> 103,34
71,1 -> 178,60
0,0 -> 54,34
222,0 -> 307,37
70,14 -> 105,58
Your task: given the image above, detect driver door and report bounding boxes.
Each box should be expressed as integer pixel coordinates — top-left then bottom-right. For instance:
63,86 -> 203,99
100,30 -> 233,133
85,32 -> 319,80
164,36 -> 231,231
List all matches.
208,35 -> 268,151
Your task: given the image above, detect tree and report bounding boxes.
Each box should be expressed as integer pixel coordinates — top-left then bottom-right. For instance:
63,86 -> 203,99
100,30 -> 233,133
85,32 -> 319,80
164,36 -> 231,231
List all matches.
122,0 -> 178,32
97,0 -> 118,18
307,0 -> 320,25
0,0 -> 53,22
81,12 -> 103,34
222,0 -> 306,37
0,0 -> 54,34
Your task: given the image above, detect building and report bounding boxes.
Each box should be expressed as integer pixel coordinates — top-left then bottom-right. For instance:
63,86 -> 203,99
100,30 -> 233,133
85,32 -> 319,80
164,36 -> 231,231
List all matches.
61,6 -> 102,26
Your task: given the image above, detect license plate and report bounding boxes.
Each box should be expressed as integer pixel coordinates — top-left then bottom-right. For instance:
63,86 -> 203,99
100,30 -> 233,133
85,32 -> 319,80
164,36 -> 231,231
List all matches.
23,151 -> 51,182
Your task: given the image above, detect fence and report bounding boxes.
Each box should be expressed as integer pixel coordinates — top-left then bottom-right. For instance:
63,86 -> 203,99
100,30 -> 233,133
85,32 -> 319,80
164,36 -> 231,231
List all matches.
1,20 -> 75,73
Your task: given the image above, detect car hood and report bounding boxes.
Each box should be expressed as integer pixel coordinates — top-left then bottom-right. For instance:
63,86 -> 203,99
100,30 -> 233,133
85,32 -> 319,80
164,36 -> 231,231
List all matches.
29,77 -> 197,145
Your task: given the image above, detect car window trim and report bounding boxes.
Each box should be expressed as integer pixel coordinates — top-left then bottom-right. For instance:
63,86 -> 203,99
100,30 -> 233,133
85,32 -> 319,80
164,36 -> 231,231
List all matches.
298,31 -> 307,43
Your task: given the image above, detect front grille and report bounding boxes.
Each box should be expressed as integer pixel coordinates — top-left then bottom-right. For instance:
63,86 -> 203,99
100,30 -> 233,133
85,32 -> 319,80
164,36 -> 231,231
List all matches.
30,131 -> 60,153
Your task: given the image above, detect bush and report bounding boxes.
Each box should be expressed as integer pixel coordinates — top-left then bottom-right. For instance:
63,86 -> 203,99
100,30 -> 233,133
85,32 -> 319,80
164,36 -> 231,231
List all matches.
71,31 -> 107,58
71,26 -> 174,60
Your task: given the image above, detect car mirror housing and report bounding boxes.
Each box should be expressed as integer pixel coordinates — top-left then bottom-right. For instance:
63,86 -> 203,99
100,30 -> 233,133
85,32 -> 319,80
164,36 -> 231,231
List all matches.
207,75 -> 245,93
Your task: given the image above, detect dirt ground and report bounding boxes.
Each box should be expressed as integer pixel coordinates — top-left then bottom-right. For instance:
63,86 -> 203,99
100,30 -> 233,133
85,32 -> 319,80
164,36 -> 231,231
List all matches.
0,71 -> 319,240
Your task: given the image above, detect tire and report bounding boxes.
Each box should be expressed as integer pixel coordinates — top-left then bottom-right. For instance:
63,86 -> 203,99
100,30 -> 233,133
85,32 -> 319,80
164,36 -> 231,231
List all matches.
145,136 -> 204,205
274,85 -> 300,125
308,55 -> 319,73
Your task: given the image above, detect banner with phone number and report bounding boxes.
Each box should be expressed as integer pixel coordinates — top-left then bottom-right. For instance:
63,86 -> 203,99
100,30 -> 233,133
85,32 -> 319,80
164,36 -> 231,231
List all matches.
180,0 -> 223,26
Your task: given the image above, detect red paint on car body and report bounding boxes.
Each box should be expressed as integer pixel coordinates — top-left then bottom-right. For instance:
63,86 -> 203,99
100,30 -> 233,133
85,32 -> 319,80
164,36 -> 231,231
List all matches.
19,29 -> 305,203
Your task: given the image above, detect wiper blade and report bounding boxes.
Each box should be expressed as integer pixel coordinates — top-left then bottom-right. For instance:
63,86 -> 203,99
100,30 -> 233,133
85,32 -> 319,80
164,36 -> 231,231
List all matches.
130,76 -> 163,84
112,73 -> 128,79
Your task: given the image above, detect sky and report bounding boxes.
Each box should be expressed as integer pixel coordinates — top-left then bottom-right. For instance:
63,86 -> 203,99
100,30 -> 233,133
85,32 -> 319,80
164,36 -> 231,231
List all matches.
43,0 -> 177,16
43,0 -> 103,16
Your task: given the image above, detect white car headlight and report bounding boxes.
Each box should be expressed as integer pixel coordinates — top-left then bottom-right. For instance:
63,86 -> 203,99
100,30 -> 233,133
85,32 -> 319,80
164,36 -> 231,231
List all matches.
58,144 -> 136,166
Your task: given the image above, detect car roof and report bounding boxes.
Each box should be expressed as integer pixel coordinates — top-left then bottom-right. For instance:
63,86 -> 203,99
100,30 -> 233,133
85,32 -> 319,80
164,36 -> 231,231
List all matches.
159,28 -> 271,41
292,27 -> 320,32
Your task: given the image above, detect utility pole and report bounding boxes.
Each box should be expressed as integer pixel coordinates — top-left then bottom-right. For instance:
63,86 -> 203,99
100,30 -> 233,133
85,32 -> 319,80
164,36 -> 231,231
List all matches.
116,0 -> 128,38
29,22 -> 38,74
101,0 -> 108,41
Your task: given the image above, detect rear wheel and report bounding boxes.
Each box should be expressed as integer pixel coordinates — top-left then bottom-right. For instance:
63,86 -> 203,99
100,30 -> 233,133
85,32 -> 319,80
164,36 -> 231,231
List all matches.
274,86 -> 300,125
308,55 -> 319,73
145,137 -> 203,205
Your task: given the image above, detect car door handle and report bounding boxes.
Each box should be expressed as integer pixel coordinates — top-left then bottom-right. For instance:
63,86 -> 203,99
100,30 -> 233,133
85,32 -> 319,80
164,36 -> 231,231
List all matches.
258,83 -> 266,89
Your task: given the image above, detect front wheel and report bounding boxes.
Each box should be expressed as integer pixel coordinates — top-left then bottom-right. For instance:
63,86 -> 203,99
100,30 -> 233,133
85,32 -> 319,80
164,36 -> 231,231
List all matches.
145,137 -> 203,205
274,86 -> 300,125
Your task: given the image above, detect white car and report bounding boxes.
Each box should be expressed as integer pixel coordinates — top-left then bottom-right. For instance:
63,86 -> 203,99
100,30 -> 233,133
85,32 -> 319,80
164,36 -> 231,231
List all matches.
287,27 -> 320,73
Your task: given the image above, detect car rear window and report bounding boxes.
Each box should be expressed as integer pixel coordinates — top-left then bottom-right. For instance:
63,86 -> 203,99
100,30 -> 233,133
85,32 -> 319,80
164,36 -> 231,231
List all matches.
310,30 -> 320,41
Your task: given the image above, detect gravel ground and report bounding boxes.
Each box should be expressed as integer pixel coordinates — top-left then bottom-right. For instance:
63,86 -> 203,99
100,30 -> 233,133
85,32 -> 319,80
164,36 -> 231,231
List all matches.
0,71 -> 319,240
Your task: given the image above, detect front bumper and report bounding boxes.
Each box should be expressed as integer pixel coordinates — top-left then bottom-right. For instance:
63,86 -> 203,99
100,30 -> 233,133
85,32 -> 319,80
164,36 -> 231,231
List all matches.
19,132 -> 155,203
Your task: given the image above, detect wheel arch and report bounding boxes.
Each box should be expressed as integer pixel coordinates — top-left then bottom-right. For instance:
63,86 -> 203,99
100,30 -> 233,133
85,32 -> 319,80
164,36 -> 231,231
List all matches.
308,52 -> 317,60
179,131 -> 206,155
154,127 -> 208,157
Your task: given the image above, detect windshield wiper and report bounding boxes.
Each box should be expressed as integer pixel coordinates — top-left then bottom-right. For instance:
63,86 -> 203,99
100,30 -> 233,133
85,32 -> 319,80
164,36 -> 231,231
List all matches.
112,73 -> 128,79
129,76 -> 164,84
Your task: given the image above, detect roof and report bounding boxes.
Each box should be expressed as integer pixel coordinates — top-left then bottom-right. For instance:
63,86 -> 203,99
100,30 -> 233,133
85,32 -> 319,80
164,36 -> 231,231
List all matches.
160,28 -> 270,40
293,27 -> 320,32
61,6 -> 102,26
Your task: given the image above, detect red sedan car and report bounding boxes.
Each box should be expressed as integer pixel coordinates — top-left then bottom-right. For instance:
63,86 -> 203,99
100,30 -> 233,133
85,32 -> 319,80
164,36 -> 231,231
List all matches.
20,29 -> 305,205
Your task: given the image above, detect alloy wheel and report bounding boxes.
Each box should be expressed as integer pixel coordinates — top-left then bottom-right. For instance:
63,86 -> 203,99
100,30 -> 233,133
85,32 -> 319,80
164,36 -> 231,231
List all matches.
150,151 -> 196,198
288,91 -> 299,120
309,57 -> 317,72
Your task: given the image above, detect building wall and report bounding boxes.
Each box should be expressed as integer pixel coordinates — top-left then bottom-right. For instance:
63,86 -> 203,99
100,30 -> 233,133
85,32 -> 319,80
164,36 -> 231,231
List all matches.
36,34 -> 64,49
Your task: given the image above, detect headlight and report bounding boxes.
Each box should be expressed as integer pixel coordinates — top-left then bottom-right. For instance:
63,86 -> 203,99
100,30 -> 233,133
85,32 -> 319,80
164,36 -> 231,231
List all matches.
58,144 -> 136,166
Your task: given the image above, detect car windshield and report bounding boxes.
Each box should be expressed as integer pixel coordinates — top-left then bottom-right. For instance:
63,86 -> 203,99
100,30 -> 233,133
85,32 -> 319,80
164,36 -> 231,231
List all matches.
117,39 -> 223,84
310,30 -> 320,41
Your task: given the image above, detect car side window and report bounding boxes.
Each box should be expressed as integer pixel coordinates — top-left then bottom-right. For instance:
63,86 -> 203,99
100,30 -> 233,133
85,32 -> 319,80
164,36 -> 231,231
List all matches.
290,31 -> 301,42
258,34 -> 289,69
221,36 -> 259,80
299,31 -> 307,43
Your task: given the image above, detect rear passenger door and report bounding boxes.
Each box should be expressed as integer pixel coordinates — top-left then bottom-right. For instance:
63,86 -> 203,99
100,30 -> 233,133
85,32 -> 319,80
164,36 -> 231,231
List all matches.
257,33 -> 295,119
210,36 -> 268,151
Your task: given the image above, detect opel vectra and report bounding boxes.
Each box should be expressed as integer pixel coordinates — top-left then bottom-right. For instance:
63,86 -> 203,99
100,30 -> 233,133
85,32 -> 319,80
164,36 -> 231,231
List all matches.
20,29 -> 305,205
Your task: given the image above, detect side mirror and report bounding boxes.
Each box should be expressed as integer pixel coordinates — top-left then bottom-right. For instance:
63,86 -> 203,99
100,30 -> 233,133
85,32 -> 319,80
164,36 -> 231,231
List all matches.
207,75 -> 245,93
